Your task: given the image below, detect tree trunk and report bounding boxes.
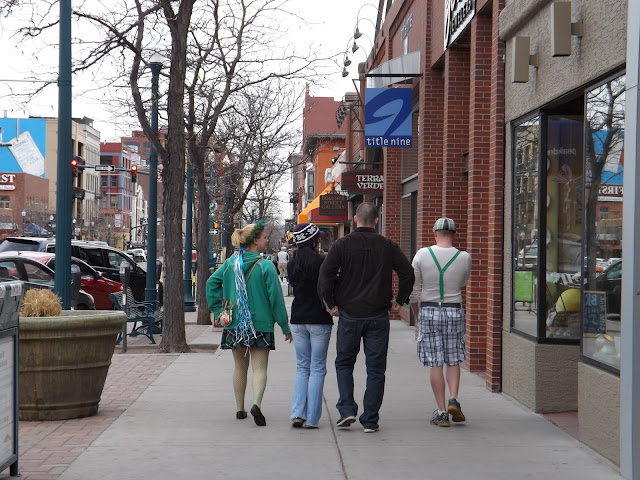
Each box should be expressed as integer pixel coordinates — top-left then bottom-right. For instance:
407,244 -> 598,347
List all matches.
157,0 -> 194,353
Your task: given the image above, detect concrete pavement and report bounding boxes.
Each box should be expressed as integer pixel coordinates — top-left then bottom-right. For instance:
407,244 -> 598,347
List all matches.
55,286 -> 619,480
3,283 -> 621,480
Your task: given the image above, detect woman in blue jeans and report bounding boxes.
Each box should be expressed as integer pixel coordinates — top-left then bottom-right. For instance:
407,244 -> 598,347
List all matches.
287,222 -> 333,429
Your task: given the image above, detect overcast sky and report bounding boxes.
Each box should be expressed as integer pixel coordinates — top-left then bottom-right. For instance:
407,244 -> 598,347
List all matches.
0,0 -> 378,142
0,0 -> 377,220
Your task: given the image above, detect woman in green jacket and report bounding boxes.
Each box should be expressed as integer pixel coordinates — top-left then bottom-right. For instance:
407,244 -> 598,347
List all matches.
207,221 -> 292,426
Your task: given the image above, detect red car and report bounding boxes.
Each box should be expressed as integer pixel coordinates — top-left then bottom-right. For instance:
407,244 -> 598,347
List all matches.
17,252 -> 122,309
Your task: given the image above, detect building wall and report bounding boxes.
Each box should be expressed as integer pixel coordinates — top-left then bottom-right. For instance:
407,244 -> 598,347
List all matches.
370,0 -> 505,387
499,0 -> 626,464
499,0 -> 627,124
0,173 -> 50,235
503,332 -> 579,412
578,362 -> 620,465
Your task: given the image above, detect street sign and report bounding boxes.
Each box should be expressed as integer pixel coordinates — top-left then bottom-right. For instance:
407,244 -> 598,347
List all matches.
209,229 -> 219,235
95,165 -> 115,172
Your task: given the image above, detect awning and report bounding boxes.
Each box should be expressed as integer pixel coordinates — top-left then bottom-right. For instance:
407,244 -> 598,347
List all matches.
298,184 -> 349,224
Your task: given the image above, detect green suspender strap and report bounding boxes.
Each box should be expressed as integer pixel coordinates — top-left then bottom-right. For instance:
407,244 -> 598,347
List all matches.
427,247 -> 461,301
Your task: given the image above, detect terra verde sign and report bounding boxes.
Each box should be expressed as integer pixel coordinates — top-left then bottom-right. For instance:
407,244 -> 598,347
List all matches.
341,170 -> 384,194
444,0 -> 475,49
364,88 -> 413,148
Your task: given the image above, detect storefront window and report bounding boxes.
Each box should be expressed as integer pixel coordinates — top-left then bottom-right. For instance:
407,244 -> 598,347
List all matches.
512,116 -> 540,336
582,74 -> 625,371
544,115 -> 583,340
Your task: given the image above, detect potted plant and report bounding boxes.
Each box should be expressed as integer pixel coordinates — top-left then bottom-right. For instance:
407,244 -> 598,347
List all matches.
18,289 -> 126,420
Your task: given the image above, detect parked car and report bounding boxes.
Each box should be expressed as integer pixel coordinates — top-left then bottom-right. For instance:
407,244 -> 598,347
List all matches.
0,236 -> 55,252
0,237 -> 160,303
126,248 -> 147,263
0,252 -> 95,310
46,241 -> 151,302
595,259 -> 622,316
16,252 -> 122,310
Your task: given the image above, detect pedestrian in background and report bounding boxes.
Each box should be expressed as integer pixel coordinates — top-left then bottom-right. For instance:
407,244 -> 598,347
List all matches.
287,222 -> 333,429
317,202 -> 414,433
277,246 -> 290,282
410,217 -> 471,427
207,221 -> 292,427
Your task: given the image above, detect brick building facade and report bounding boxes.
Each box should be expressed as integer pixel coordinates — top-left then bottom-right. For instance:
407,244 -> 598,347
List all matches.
355,0 -> 505,390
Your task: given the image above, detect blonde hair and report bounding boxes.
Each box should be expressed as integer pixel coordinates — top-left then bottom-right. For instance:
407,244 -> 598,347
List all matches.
231,223 -> 263,248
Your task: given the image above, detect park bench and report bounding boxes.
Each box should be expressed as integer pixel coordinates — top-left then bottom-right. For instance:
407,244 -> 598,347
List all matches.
109,289 -> 163,344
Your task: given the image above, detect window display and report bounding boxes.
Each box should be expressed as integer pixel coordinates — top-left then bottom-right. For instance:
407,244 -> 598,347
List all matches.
512,116 -> 540,337
582,74 -> 625,371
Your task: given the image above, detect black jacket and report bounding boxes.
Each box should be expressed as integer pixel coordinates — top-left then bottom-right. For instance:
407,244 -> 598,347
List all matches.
287,254 -> 333,325
317,227 -> 414,318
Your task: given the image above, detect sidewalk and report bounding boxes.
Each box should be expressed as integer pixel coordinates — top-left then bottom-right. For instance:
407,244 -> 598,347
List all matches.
3,285 -> 621,480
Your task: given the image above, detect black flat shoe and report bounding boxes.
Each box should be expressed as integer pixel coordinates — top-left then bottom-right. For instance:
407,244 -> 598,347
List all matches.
236,410 -> 247,419
250,404 -> 266,426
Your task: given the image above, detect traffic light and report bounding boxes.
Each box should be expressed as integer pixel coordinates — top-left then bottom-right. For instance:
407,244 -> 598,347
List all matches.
71,159 -> 78,178
213,222 -> 218,228
131,165 -> 137,183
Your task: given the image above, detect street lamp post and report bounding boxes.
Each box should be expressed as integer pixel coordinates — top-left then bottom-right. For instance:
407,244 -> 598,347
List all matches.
54,0 -> 73,310
183,155 -> 196,311
21,210 -> 26,235
145,53 -> 163,304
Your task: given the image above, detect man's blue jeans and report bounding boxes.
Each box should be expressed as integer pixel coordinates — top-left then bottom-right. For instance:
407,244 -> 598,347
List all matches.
290,324 -> 333,427
335,311 -> 390,427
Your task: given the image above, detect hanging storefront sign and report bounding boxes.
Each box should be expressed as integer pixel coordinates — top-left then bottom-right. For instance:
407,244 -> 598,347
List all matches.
444,0 -> 475,48
364,88 -> 412,148
341,170 -> 384,194
319,191 -> 347,216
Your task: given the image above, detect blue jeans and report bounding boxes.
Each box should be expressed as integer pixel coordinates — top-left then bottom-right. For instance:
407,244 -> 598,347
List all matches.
290,323 -> 332,427
335,311 -> 390,427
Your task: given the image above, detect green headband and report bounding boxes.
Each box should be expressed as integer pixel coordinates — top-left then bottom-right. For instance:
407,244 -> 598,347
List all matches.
243,221 -> 265,247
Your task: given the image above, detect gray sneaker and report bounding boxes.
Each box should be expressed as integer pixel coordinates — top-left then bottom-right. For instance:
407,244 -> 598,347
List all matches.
447,398 -> 466,422
430,410 -> 450,427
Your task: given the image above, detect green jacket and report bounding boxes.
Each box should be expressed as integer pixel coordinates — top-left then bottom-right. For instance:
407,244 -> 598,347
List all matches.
206,251 -> 290,335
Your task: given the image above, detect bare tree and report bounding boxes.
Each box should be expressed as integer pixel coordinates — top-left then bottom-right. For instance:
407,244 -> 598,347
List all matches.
1,0 -> 322,342
584,76 -> 625,288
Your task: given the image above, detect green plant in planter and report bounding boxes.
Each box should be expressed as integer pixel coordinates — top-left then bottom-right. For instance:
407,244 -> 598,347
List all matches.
20,289 -> 62,317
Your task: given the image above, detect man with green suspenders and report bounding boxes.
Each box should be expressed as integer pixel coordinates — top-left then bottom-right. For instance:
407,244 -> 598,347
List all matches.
409,217 -> 472,427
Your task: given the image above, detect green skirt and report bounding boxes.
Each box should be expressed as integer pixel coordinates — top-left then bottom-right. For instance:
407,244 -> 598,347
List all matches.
220,329 -> 276,350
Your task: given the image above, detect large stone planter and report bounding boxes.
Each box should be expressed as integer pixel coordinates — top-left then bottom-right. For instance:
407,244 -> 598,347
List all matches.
19,310 -> 126,421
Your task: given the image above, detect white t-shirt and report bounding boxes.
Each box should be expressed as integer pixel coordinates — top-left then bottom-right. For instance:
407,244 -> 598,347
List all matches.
409,245 -> 472,304
277,251 -> 289,263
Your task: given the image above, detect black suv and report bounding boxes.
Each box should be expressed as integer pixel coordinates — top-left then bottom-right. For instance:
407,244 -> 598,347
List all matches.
0,237 -> 153,302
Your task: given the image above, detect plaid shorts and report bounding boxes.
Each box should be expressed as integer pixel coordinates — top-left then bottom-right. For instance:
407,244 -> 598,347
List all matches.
417,304 -> 466,367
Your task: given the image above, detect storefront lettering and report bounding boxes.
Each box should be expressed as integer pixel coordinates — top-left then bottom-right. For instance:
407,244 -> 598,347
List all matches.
547,147 -> 577,156
444,0 -> 475,48
319,193 -> 347,216
0,174 -> 16,184
365,137 -> 412,147
598,185 -> 623,196
341,170 -> 385,194
356,174 -> 384,190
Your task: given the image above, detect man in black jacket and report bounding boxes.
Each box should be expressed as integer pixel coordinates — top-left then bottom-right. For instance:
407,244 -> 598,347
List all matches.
318,202 -> 414,433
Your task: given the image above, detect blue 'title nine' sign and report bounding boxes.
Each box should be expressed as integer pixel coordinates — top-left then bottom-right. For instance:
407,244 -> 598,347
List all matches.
364,88 -> 412,148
